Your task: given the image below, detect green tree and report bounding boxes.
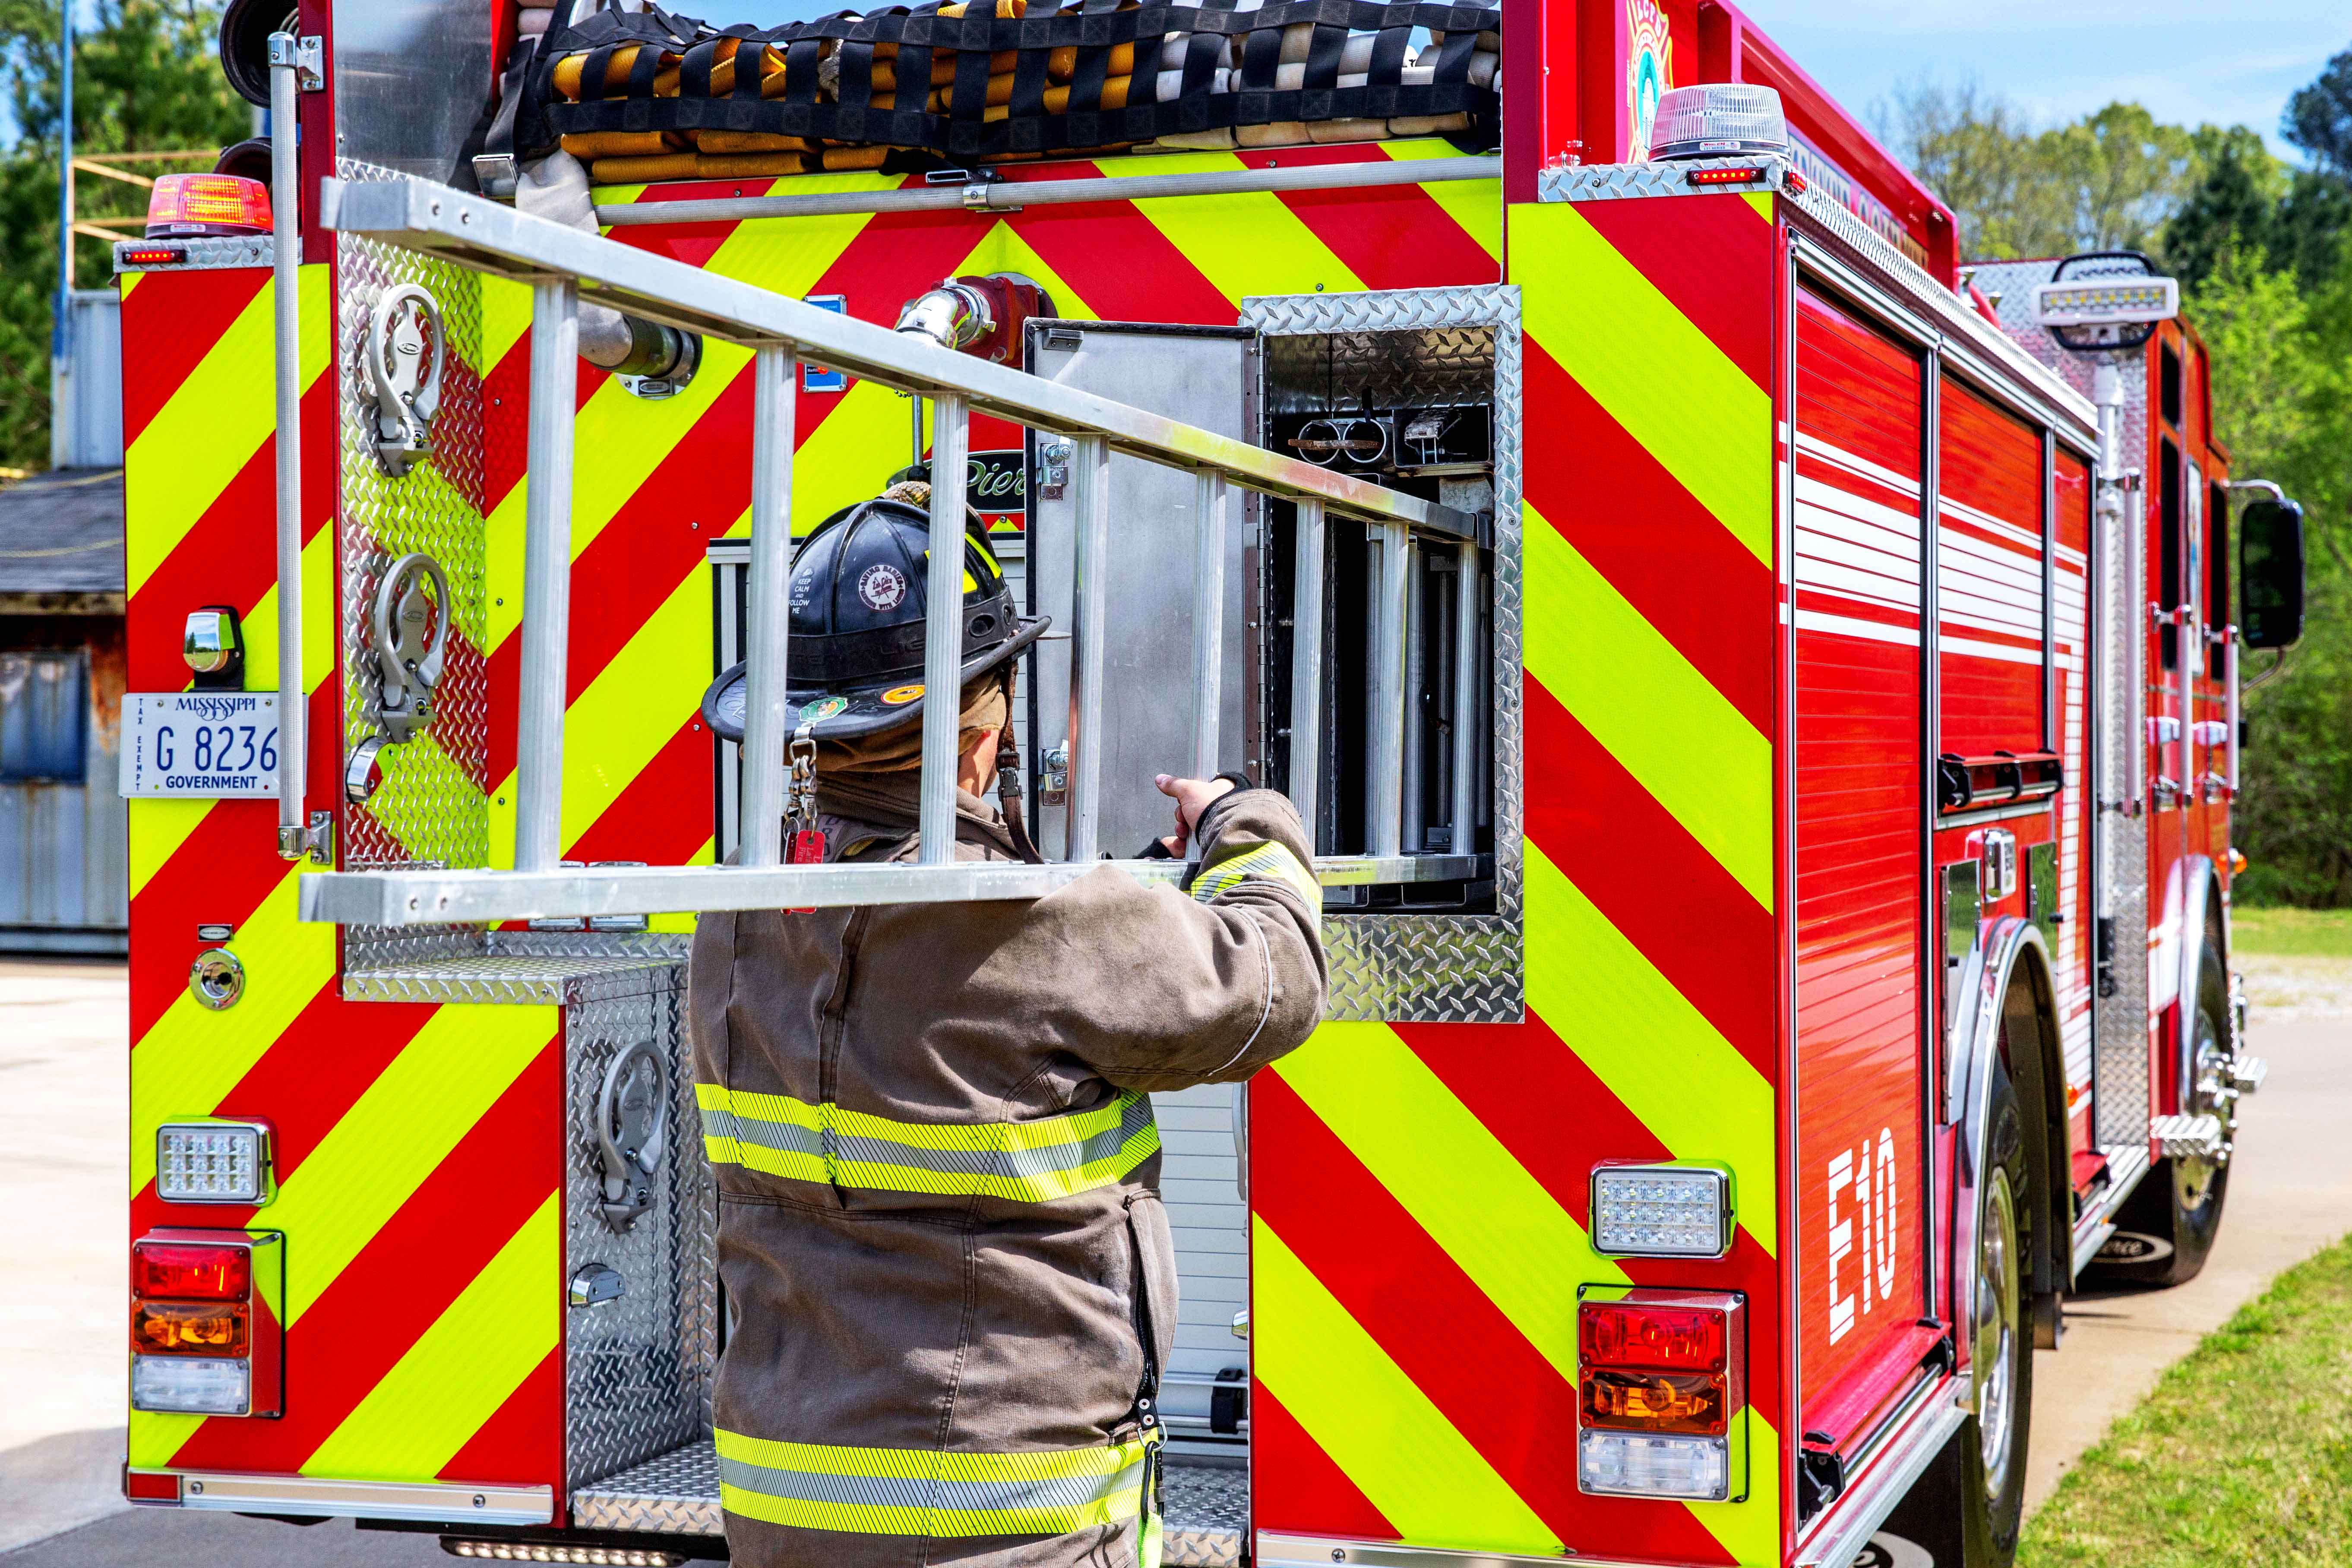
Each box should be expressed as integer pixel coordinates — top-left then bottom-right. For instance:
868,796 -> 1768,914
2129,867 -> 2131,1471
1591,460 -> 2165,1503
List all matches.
1876,78 -> 2205,259
0,0 -> 247,469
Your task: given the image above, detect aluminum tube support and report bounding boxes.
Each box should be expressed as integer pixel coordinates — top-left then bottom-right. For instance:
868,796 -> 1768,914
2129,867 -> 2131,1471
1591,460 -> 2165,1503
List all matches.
1450,538 -> 1480,857
919,394 -> 970,864
269,38 -> 307,858
1287,498 -> 1325,849
515,277 -> 579,873
1369,522 -> 1409,857
1066,434 -> 1111,862
738,343 -> 798,866
1190,466 -> 1227,780
599,155 -> 1502,226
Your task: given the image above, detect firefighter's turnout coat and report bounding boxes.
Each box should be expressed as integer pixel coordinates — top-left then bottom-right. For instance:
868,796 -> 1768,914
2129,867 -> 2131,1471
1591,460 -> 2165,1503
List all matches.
689,779 -> 1328,1568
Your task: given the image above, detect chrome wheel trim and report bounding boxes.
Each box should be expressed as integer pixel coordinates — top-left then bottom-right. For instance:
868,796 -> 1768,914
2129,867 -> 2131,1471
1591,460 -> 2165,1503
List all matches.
2178,1006 -> 2227,1214
1976,1165 -> 2020,1492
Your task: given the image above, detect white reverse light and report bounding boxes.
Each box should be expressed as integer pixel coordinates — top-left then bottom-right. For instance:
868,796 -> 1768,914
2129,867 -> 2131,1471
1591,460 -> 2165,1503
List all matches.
131,1355 -> 249,1415
1577,1430 -> 1730,1502
1590,1164 -> 1732,1258
2033,277 -> 2178,328
156,1122 -> 269,1205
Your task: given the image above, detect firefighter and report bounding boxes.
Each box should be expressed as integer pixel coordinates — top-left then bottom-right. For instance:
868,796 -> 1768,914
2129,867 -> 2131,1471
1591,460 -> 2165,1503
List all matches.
689,494 -> 1328,1568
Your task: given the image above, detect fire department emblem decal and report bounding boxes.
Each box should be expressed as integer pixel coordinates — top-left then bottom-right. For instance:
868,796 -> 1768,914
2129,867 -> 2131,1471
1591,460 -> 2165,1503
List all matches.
1625,0 -> 1673,161
858,563 -> 909,612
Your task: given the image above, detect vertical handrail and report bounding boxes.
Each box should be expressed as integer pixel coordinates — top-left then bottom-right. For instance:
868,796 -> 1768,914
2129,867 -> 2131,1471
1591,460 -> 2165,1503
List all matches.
2225,627 -> 2239,794
1450,537 -> 1480,857
739,343 -> 798,866
1066,434 -> 1111,862
269,35 -> 307,859
515,277 -> 579,872
918,393 -> 970,863
1288,498 -> 1325,849
1190,465 -> 1227,780
1369,521 -> 1410,857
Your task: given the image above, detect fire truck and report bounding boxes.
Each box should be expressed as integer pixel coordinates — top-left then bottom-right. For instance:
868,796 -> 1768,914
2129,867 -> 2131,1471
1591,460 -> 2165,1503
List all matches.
111,0 -> 2308,1565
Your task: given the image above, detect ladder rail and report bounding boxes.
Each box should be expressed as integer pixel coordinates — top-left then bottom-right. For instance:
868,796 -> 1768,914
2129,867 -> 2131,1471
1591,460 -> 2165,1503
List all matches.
920,394 -> 971,862
514,277 -> 579,873
319,177 -> 1473,536
738,343 -> 799,867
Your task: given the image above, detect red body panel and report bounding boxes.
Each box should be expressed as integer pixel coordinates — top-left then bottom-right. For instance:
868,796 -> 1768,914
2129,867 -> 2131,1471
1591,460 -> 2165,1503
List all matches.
1936,380 -> 2047,761
1789,289 -> 1927,1438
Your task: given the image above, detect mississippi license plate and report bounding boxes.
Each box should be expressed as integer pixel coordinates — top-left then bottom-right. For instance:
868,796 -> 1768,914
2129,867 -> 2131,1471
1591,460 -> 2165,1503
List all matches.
119,693 -> 281,798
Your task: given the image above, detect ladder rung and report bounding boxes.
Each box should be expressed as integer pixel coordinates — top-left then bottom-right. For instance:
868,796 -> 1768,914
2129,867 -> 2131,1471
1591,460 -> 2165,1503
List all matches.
297,855 -> 1487,928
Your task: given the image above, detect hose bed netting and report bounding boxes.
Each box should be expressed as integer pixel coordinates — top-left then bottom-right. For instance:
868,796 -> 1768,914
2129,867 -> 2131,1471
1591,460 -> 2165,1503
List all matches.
522,0 -> 1499,182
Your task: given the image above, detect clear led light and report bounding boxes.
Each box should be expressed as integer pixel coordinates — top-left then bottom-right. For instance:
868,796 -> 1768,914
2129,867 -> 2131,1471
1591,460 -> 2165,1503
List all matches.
1578,1430 -> 1729,1501
1590,1165 -> 1731,1257
131,1355 -> 249,1415
2033,275 -> 2178,327
156,1123 -> 266,1205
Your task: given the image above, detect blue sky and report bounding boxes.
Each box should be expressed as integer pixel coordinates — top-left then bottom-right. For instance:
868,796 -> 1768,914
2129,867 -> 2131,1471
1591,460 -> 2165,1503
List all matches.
1739,1 -> 2347,163
717,0 -> 2346,163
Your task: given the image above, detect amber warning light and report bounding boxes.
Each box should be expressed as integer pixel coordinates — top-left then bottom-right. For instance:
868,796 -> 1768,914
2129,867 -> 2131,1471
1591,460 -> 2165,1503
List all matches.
1577,1291 -> 1746,1503
144,173 -> 272,238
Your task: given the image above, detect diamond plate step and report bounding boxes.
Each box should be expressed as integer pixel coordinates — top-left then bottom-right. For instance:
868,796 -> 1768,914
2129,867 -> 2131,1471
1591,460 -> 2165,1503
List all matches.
2229,1054 -> 2268,1095
570,1440 -> 1246,1565
2151,1113 -> 2225,1160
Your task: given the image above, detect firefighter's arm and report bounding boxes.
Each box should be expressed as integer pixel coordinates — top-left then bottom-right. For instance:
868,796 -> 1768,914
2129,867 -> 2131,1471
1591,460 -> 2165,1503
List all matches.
1025,787 -> 1328,1090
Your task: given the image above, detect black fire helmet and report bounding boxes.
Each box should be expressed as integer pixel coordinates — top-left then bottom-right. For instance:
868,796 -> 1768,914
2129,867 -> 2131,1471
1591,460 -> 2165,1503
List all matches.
699,496 -> 1048,744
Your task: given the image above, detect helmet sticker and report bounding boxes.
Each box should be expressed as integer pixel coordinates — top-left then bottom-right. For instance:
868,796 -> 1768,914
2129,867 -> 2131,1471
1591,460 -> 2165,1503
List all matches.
798,695 -> 850,723
879,683 -> 924,706
858,562 -> 909,612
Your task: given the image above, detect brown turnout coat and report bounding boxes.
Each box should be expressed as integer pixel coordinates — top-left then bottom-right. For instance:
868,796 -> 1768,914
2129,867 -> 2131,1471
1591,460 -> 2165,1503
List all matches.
689,780 -> 1326,1568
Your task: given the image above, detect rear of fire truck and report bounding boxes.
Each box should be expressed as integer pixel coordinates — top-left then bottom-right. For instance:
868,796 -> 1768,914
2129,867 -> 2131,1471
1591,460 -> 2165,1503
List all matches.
115,2 -> 2304,1567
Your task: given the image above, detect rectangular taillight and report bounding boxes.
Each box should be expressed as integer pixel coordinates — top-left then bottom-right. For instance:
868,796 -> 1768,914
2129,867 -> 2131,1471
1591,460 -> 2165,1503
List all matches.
1576,1290 -> 1746,1502
129,1229 -> 280,1418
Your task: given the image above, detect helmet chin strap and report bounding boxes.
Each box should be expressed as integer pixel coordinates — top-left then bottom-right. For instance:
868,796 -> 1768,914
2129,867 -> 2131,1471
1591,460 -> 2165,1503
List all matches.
990,667 -> 1045,865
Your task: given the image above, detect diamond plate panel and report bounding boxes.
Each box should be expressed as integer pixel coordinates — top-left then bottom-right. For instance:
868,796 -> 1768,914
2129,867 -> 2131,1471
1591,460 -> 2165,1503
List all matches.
1242,286 -> 1524,1024
566,971 -> 718,1490
1262,326 -> 1496,416
1162,1459 -> 1246,1568
337,159 -> 493,874
570,1440 -> 725,1536
569,1440 -> 1241,1559
1537,154 -> 1776,203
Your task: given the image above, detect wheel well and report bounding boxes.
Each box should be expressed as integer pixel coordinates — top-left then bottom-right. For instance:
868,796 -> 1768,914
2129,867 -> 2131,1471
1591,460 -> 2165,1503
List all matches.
1997,946 -> 2071,1296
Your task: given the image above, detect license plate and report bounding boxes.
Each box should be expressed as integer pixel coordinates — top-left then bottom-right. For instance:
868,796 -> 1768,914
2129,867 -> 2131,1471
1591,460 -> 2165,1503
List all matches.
119,693 -> 281,798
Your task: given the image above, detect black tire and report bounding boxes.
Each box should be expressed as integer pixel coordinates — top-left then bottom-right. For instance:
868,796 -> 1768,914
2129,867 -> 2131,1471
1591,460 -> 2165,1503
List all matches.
2092,936 -> 2232,1288
1963,1056 -> 2033,1568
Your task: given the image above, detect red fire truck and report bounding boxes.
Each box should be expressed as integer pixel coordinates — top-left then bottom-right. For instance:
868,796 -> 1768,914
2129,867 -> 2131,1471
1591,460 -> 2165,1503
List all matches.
113,1 -> 2307,1565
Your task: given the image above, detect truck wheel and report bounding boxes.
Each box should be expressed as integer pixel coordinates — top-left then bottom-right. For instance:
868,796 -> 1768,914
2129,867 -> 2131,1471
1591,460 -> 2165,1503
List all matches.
1964,1058 -> 2032,1568
2096,940 -> 2231,1288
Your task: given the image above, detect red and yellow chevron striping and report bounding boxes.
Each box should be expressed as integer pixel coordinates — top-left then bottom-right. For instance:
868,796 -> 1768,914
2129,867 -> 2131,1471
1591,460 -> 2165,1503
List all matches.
124,149 -> 1509,1500
1252,188 -> 1785,1565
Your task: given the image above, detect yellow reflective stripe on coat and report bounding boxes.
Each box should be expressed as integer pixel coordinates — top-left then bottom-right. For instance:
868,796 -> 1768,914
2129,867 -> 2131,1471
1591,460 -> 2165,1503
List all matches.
696,1083 -> 1160,1201
1191,841 -> 1321,911
715,1428 -> 1149,1536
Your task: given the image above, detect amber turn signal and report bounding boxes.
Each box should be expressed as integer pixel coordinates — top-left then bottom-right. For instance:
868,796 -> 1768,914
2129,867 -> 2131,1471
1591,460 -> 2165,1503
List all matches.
132,1299 -> 249,1358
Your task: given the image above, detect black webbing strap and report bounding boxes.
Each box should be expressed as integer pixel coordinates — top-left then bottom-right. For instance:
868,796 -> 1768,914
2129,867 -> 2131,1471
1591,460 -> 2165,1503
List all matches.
532,0 -> 1499,161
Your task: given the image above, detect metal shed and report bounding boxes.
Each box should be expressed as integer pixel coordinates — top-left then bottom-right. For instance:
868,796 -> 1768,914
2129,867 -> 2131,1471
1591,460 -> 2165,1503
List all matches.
0,467 -> 127,953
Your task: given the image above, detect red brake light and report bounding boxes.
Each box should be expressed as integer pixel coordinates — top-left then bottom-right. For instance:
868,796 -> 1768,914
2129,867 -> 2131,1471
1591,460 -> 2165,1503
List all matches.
145,174 -> 272,238
1686,166 -> 1763,186
133,1240 -> 250,1301
132,1299 -> 250,1357
1579,1301 -> 1729,1372
118,245 -> 188,268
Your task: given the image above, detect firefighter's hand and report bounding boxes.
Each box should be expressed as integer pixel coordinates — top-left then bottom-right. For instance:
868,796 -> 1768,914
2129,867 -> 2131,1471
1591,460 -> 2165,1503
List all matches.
1154,773 -> 1238,856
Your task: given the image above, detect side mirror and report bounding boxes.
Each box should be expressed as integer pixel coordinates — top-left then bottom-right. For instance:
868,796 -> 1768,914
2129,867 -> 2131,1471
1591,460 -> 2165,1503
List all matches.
2239,497 -> 2305,650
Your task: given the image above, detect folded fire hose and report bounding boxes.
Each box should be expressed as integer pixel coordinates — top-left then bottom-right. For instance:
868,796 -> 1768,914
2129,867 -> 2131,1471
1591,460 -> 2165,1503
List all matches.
513,0 -> 1500,184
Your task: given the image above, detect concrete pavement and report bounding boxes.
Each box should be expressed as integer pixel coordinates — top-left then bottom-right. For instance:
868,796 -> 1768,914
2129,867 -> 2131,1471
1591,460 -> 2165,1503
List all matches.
7,952 -> 2349,1562
2022,955 -> 2352,1509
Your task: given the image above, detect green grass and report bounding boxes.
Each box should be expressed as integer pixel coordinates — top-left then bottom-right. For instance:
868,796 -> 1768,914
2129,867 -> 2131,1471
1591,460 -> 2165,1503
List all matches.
2020,1233 -> 2352,1566
2231,907 -> 2352,958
